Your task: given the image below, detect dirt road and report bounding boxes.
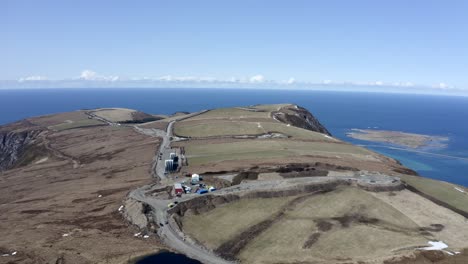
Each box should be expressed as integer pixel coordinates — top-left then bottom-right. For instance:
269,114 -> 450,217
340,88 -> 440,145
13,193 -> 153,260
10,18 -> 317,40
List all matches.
130,185 -> 235,264
131,110 -> 235,263
129,172 -> 402,264
126,108 -> 407,264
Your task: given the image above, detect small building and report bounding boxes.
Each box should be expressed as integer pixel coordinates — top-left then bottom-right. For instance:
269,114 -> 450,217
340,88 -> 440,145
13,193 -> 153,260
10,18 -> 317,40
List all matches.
165,160 -> 174,172
170,152 -> 177,159
174,183 -> 183,196
191,174 -> 200,184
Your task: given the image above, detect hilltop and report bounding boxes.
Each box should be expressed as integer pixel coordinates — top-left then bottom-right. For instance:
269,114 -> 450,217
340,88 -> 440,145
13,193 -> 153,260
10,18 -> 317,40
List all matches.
0,104 -> 467,264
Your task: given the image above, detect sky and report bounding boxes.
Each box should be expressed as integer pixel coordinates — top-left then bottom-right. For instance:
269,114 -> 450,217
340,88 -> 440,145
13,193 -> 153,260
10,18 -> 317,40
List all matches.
2,0 -> 468,93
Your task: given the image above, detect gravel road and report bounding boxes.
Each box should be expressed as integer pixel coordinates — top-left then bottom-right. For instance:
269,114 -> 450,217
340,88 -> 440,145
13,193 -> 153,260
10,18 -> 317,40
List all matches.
128,109 -> 402,264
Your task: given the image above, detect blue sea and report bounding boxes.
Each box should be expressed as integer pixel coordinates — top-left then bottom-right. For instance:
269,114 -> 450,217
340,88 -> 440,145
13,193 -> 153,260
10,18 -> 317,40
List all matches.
1,88 -> 467,186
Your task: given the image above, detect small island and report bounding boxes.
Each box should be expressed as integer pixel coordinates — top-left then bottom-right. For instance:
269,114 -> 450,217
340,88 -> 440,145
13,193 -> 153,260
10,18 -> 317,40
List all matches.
346,129 -> 449,149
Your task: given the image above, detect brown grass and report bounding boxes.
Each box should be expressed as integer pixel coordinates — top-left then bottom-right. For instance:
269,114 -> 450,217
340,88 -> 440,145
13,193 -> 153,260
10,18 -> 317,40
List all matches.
0,125 -> 164,263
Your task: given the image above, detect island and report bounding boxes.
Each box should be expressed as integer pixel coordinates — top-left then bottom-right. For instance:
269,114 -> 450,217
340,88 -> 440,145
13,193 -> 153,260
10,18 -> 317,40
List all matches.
1,104 -> 467,264
346,129 -> 449,149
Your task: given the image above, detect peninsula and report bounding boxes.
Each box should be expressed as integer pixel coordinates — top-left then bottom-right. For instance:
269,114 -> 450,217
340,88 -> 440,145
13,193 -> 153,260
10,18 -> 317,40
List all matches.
1,104 -> 467,264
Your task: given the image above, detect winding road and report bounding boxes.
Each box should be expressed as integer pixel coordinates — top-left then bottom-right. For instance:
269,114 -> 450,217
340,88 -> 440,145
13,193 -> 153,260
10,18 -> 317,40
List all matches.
131,110 -> 234,264
128,109 -> 403,264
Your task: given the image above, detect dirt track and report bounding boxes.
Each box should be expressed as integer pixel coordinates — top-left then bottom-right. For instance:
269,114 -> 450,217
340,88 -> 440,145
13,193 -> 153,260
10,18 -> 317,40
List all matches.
124,107 -> 411,264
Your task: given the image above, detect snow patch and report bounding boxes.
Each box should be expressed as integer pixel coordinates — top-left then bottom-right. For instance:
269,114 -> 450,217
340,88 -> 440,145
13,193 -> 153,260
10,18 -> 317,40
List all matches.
11,252 -> 17,256
35,157 -> 49,164
420,241 -> 448,251
454,187 -> 465,193
98,195 -> 103,198
118,205 -> 124,212
134,232 -> 141,237
143,235 -> 150,239
62,233 -> 69,237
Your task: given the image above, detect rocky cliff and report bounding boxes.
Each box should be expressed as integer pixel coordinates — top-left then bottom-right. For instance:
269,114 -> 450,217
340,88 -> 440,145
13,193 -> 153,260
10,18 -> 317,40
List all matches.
0,121 -> 43,171
274,104 -> 332,136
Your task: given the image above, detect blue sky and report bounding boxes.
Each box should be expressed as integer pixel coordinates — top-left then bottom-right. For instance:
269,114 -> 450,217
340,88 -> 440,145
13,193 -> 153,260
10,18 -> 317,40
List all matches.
2,0 -> 468,92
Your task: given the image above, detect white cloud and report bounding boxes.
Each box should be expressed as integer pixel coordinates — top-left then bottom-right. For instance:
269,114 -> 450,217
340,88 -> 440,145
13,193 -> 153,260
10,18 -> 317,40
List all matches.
286,77 -> 295,84
393,82 -> 414,87
433,82 -> 452,89
156,75 -> 217,82
79,69 -> 119,81
80,70 -> 97,80
249,75 -> 265,83
18,75 -> 48,82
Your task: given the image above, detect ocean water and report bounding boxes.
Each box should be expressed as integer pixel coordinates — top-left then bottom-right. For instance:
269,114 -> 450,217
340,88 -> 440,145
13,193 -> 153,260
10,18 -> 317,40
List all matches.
1,88 -> 467,186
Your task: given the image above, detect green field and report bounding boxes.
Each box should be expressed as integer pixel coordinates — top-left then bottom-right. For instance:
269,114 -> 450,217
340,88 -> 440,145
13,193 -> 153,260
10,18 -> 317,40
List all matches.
181,187 -> 428,263
182,196 -> 295,249
174,120 -> 266,137
238,188 -> 425,263
398,174 -> 468,213
185,139 -> 372,166
174,119 -> 337,140
250,104 -> 291,111
186,107 -> 271,120
48,119 -> 104,131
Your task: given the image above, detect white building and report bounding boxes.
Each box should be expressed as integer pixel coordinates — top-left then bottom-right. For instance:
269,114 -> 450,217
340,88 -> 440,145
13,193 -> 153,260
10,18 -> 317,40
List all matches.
191,174 -> 200,184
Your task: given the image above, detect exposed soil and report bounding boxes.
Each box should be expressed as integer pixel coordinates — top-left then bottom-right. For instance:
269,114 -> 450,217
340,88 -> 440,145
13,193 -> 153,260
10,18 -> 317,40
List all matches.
315,220 -> 333,232
232,171 -> 259,185
332,213 -> 380,228
419,224 -> 445,232
302,232 -> 321,249
179,154 -> 412,177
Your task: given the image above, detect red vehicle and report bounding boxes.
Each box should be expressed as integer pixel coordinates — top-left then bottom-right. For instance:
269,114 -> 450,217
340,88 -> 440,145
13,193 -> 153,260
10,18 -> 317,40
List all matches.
174,183 -> 183,196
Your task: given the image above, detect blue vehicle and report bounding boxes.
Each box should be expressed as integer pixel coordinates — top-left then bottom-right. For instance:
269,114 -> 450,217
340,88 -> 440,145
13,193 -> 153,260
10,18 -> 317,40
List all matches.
197,189 -> 208,194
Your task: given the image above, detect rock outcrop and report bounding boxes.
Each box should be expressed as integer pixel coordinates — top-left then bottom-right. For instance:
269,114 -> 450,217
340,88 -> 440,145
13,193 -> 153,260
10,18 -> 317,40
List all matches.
0,121 -> 43,171
273,105 -> 331,136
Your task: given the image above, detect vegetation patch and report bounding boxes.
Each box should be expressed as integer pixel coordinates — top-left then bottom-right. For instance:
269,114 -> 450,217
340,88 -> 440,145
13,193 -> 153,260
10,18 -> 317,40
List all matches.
302,232 -> 321,248
399,174 -> 468,215
182,196 -> 295,250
